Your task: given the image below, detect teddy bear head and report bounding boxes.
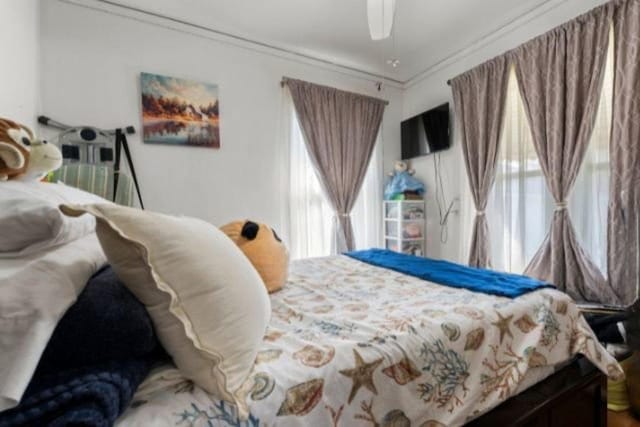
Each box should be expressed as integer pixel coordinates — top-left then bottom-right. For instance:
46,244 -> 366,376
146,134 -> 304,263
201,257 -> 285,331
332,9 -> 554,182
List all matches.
221,220 -> 289,293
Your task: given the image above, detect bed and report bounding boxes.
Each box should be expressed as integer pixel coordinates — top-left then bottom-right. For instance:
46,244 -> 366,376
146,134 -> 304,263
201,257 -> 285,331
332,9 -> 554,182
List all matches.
116,255 -> 620,427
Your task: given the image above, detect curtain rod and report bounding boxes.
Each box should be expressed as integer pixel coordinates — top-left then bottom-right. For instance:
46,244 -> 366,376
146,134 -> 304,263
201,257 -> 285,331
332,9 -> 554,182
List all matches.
280,76 -> 390,105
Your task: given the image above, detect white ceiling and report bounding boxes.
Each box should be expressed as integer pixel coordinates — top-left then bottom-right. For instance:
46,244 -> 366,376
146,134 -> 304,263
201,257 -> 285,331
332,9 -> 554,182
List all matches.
105,0 -> 553,82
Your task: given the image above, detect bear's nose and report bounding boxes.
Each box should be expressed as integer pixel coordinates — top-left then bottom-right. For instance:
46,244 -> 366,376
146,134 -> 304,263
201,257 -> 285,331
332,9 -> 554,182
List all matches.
241,221 -> 259,240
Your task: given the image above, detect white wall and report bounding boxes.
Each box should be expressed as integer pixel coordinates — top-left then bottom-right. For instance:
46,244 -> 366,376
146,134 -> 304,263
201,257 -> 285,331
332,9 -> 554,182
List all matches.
0,0 -> 40,128
40,0 -> 402,236
402,0 -> 609,262
39,0 -> 611,259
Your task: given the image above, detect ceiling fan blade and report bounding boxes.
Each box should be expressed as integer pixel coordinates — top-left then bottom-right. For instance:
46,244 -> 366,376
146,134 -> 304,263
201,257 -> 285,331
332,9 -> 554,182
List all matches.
367,0 -> 397,40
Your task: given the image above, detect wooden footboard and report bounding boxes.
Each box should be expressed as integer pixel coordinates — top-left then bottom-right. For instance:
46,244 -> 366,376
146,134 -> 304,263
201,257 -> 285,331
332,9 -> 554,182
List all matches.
468,358 -> 606,427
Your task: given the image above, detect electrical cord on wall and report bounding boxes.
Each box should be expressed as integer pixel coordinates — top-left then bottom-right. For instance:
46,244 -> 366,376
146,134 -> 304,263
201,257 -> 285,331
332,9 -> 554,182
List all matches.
433,153 -> 456,244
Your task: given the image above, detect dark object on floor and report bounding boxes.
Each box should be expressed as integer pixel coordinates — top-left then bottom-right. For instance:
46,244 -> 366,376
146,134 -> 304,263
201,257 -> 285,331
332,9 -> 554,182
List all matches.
585,313 -> 630,345
468,357 -> 606,427
624,352 -> 640,419
35,266 -> 160,375
623,312 -> 640,351
0,358 -> 153,427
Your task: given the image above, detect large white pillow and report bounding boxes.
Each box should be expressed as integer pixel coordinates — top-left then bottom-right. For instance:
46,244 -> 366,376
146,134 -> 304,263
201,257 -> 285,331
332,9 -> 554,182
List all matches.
60,203 -> 270,418
0,233 -> 107,411
0,181 -> 108,257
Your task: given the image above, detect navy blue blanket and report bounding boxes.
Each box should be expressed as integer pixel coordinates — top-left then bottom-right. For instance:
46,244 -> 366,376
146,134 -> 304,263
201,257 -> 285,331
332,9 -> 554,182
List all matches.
36,266 -> 160,375
346,249 -> 553,298
0,359 -> 152,427
0,266 -> 166,427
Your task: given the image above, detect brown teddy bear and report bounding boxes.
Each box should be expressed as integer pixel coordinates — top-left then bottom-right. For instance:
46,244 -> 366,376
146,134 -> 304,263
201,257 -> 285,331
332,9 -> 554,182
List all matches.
221,220 -> 289,293
0,117 -> 62,181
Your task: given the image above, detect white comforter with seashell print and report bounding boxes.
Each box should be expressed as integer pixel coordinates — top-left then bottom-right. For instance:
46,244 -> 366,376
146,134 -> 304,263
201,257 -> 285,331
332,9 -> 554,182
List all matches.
117,255 -> 623,427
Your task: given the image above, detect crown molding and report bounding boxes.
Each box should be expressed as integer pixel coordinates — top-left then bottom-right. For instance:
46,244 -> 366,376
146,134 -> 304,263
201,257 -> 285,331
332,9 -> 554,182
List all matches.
403,0 -> 569,88
57,0 -> 577,90
58,0 -> 406,88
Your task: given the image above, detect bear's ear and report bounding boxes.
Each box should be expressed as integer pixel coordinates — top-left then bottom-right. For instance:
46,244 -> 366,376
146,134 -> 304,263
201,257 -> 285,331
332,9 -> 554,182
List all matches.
241,221 -> 259,240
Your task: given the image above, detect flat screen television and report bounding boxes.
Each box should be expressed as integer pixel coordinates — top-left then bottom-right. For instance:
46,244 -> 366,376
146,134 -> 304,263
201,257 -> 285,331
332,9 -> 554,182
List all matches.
401,103 -> 451,160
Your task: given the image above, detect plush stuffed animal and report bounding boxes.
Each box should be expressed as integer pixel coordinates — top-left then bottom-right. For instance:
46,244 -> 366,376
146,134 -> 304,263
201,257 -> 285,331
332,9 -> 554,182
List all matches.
388,160 -> 415,177
0,117 -> 62,181
221,220 -> 289,293
384,160 -> 425,200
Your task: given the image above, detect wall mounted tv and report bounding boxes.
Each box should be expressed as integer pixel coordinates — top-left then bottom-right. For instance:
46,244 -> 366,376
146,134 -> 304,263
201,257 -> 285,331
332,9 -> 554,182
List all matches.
401,103 -> 451,160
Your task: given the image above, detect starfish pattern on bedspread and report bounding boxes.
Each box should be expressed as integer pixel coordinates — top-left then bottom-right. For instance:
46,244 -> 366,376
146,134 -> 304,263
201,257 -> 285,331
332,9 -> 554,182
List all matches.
117,255 -> 623,427
339,349 -> 384,404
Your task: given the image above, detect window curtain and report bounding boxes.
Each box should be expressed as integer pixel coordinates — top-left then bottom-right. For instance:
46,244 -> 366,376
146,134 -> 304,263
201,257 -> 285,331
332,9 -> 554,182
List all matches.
512,5 -> 616,302
608,0 -> 640,306
283,78 -> 387,253
488,68 -> 555,274
285,90 -> 383,259
489,46 -> 614,276
451,56 -> 510,268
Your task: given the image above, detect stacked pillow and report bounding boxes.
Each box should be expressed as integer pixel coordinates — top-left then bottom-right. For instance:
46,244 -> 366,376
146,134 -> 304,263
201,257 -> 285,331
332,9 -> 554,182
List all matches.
0,182 -> 109,411
1,182 -> 271,420
0,181 -> 106,257
61,203 -> 271,419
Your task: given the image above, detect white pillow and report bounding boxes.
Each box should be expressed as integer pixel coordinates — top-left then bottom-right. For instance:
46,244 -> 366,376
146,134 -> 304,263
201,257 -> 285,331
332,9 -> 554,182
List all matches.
0,182 -> 108,257
0,233 -> 107,411
60,203 -> 270,418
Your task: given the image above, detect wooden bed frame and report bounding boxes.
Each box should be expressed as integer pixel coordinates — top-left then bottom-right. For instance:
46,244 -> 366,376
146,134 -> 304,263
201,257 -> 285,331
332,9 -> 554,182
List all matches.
469,357 -> 606,426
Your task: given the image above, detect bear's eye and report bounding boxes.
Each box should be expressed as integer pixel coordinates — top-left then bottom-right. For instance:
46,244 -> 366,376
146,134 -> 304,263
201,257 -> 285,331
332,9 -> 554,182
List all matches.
241,221 -> 259,240
272,229 -> 282,242
21,137 -> 31,146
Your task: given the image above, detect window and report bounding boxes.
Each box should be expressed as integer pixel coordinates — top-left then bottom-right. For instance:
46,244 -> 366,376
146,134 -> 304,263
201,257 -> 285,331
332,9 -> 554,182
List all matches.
488,35 -> 614,274
487,67 -> 554,273
288,104 -> 382,260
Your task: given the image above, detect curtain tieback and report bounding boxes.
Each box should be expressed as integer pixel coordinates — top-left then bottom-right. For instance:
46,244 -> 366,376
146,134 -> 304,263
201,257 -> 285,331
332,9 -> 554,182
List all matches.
337,213 -> 351,217
476,210 -> 486,216
555,201 -> 568,211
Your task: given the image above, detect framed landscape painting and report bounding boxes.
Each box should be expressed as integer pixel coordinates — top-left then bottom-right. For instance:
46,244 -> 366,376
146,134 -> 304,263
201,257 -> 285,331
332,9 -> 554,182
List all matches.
140,72 -> 220,148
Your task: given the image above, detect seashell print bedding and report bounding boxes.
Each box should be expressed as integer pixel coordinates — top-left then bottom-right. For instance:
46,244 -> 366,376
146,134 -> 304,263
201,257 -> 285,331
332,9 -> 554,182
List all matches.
118,255 -> 623,427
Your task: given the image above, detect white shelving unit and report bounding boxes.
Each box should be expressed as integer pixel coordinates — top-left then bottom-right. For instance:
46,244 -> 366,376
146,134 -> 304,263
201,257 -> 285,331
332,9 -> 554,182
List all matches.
383,200 -> 425,256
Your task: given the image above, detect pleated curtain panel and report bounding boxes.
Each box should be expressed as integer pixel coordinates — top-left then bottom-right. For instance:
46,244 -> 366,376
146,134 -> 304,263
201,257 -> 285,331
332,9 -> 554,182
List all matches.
451,0 -> 640,306
608,0 -> 640,307
283,78 -> 387,253
451,57 -> 510,269
513,5 -> 614,303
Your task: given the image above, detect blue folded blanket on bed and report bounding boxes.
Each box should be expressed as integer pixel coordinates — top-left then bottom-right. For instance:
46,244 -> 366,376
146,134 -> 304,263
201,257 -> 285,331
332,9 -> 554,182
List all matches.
0,266 -> 166,427
346,249 -> 554,298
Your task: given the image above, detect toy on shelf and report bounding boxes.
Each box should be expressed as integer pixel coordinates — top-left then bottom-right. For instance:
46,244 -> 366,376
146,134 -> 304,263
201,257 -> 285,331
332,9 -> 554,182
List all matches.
384,160 -> 425,200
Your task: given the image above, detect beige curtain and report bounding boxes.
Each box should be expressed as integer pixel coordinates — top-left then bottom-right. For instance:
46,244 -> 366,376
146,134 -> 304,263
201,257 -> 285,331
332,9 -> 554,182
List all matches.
609,0 -> 640,306
283,78 -> 387,252
513,5 -> 615,301
451,56 -> 510,268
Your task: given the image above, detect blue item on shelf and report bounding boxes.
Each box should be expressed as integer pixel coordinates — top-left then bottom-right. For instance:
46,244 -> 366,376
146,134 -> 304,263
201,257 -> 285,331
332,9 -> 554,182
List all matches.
384,171 -> 425,200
